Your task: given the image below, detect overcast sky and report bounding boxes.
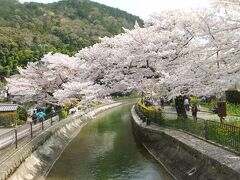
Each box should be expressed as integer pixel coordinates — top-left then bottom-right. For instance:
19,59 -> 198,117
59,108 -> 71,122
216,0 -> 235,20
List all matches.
19,0 -> 209,19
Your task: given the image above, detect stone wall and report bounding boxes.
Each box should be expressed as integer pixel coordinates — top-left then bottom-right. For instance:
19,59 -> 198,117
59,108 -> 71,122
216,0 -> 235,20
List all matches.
131,106 -> 240,180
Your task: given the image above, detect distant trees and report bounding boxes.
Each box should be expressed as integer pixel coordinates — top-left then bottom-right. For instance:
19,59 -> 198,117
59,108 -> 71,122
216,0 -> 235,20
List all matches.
7,0 -> 240,105
0,0 -> 143,79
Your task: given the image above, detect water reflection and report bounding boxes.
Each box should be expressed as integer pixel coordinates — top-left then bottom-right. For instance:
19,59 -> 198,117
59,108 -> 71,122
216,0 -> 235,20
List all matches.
47,105 -> 173,180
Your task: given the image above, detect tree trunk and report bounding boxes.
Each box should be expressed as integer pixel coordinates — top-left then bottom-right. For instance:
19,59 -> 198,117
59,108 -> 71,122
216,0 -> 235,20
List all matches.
175,96 -> 187,117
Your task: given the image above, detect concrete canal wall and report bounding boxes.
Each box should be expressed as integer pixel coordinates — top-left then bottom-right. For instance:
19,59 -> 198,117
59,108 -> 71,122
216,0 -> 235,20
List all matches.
0,103 -> 121,180
131,106 -> 240,180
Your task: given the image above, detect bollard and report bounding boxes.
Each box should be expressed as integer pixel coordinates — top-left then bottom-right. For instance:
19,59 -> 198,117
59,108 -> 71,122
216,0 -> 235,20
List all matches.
30,122 -> 33,138
15,129 -> 18,149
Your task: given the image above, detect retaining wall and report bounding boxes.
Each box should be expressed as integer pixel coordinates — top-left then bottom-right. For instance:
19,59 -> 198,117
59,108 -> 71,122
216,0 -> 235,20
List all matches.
131,106 -> 240,180
0,103 -> 121,180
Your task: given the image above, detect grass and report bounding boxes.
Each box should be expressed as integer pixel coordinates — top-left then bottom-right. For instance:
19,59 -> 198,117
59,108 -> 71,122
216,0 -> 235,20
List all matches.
200,99 -> 240,116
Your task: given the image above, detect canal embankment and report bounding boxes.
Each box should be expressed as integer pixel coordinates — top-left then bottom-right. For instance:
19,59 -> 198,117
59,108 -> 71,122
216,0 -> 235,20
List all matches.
46,104 -> 173,180
0,102 -> 121,180
131,105 -> 240,180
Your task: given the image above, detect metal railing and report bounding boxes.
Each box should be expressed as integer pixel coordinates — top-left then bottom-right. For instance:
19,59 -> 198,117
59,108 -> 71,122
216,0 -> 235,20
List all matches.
0,102 -> 115,161
0,112 -> 59,160
135,102 -> 240,153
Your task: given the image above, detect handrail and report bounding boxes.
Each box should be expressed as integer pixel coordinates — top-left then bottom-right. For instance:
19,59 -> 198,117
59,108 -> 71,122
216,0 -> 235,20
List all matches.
135,102 -> 240,153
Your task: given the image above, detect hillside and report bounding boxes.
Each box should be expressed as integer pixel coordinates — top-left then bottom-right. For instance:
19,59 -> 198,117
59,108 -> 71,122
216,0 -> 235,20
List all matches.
0,0 -> 143,79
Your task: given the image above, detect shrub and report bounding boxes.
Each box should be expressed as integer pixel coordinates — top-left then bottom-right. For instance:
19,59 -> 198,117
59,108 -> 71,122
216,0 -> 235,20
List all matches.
16,120 -> 25,125
60,110 -> 68,119
17,107 -> 28,122
226,90 -> 240,104
45,106 -> 52,114
190,96 -> 200,105
0,112 -> 17,127
226,103 -> 240,115
208,99 -> 217,111
63,103 -> 72,114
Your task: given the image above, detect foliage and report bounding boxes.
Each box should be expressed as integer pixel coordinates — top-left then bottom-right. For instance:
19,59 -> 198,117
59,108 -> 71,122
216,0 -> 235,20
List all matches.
64,103 -> 72,113
59,109 -> 68,119
113,90 -> 140,100
226,103 -> 240,116
0,82 -> 5,87
0,112 -> 17,127
137,100 -> 155,112
17,106 -> 28,121
204,100 -> 217,112
203,99 -> 240,116
190,96 -> 200,105
16,119 -> 25,125
0,0 -> 143,79
235,121 -> 240,128
7,1 -> 240,108
226,91 -> 240,104
90,100 -> 102,107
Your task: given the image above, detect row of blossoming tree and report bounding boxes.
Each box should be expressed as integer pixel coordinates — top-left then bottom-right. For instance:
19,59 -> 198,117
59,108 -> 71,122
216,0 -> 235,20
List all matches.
7,0 -> 240,115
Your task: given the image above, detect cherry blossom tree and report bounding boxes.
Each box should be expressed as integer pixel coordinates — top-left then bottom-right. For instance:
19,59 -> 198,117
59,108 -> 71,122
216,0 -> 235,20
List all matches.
7,53 -> 80,105
7,0 -> 240,110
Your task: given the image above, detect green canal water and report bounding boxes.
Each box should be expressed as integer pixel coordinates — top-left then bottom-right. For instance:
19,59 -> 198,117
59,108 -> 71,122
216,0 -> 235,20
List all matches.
46,104 -> 173,180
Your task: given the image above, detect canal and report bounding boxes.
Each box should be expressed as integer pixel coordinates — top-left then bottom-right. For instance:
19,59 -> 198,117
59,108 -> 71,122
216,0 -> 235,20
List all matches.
46,104 -> 173,180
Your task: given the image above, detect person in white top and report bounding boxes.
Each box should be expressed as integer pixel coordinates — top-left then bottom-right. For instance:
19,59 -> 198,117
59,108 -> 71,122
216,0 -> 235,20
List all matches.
184,98 -> 190,111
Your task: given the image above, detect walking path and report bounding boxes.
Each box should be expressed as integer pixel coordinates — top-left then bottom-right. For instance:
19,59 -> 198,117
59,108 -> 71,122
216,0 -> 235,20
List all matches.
132,106 -> 240,179
0,129 -> 13,136
161,105 -> 240,123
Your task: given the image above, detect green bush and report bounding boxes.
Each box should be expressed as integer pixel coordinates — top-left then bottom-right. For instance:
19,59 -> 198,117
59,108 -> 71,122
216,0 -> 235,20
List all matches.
45,106 -> 52,114
63,104 -> 72,114
60,110 -> 68,119
226,103 -> 240,116
17,107 -> 28,122
226,90 -> 240,104
16,120 -> 25,125
0,112 -> 17,127
204,99 -> 217,111
190,96 -> 200,105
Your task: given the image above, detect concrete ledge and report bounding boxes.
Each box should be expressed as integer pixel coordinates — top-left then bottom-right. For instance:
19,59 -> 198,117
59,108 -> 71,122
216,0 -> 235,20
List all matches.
0,102 -> 121,180
131,105 -> 240,180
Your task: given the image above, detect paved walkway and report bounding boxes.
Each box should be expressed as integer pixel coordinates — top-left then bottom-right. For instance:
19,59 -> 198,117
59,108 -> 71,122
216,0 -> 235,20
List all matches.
160,105 -> 240,123
132,107 -> 240,178
0,129 -> 13,136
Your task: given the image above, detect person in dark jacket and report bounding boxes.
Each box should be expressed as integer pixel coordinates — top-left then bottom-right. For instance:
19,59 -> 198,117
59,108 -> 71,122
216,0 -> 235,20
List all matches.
192,104 -> 198,120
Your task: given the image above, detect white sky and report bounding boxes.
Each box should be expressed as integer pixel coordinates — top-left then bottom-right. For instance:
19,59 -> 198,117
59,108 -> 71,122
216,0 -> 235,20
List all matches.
19,0 -> 210,19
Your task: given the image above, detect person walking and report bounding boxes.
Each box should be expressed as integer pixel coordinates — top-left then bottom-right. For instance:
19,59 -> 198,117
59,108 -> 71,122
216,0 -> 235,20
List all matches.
160,97 -> 165,109
184,97 -> 190,111
32,110 -> 37,125
192,104 -> 198,121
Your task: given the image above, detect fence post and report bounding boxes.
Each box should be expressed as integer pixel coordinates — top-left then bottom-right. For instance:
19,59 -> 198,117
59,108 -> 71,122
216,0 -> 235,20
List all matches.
154,111 -> 157,123
146,111 -> 151,126
15,129 -> 17,149
30,122 -> 33,138
204,120 -> 208,140
42,120 -> 44,130
50,116 -> 53,126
